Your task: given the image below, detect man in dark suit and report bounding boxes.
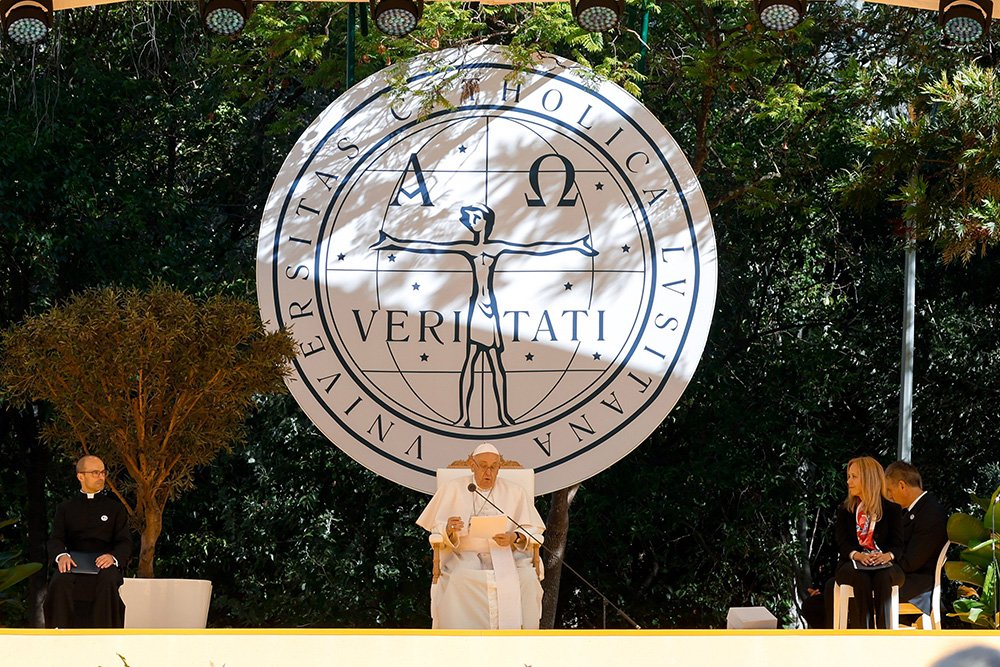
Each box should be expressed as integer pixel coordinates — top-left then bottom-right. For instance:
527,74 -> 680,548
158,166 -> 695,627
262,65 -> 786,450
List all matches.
884,460 -> 949,618
44,455 -> 132,628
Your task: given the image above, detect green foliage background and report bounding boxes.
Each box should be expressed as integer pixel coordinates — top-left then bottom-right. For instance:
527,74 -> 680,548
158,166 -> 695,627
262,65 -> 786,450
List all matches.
1,0 -> 999,628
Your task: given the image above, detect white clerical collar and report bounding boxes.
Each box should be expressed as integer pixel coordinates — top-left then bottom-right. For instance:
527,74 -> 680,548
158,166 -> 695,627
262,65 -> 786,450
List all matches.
82,492 -> 96,499
908,490 -> 927,512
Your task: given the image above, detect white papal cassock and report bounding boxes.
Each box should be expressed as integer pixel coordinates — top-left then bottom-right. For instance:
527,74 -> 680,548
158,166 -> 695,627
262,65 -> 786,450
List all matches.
417,475 -> 545,629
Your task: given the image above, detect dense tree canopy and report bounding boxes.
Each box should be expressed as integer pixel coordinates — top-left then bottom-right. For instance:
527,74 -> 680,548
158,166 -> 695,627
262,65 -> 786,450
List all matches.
1,0 -> 998,629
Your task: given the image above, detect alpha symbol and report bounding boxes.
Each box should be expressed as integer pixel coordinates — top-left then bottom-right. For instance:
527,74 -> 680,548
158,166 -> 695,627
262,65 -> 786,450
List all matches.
390,153 -> 434,206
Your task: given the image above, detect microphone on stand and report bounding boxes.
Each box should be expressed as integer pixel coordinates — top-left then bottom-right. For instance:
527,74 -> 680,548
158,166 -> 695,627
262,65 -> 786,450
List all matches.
467,483 -> 641,629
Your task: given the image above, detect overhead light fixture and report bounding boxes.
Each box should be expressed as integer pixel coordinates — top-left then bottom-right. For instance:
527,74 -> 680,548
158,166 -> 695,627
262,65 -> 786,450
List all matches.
370,0 -> 423,37
0,0 -> 51,45
570,0 -> 625,32
753,0 -> 807,31
199,0 -> 253,36
940,0 -> 992,43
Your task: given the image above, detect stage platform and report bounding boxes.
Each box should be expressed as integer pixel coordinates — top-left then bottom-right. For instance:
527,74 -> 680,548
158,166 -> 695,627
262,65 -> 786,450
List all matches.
6,629 -> 1000,666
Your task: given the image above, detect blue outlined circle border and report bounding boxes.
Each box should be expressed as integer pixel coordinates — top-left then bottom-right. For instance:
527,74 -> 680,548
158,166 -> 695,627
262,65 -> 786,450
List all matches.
264,52 -> 707,483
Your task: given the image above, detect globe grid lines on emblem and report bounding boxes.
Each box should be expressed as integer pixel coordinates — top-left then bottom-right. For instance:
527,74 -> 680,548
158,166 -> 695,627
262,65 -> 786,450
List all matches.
320,113 -> 647,432
258,46 -> 717,495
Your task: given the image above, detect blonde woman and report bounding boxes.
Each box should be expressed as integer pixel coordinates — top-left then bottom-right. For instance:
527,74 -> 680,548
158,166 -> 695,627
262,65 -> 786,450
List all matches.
835,456 -> 904,629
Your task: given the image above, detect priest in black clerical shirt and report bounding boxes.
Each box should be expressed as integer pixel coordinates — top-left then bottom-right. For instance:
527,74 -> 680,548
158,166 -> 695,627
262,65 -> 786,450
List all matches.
45,455 -> 132,628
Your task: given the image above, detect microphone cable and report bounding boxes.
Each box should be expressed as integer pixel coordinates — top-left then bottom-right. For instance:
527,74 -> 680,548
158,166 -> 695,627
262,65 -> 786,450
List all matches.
467,483 -> 641,629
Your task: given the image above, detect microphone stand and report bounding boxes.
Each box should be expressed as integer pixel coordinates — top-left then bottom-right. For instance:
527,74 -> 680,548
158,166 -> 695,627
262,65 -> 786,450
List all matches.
468,483 -> 641,629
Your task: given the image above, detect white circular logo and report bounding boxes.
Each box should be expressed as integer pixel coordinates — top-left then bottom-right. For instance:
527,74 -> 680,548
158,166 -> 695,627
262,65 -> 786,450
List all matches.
101,515 -> 108,522
258,46 -> 716,495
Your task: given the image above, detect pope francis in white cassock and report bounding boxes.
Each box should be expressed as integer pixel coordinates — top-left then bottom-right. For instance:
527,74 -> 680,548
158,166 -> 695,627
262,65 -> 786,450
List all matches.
417,444 -> 545,629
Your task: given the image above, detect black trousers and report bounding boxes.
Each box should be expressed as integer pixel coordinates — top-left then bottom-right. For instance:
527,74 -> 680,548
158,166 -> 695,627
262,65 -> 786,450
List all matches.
44,567 -> 126,629
835,561 -> 904,629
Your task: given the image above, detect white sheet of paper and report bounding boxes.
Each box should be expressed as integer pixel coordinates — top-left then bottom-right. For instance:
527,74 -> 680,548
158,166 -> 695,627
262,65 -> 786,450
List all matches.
469,515 -> 508,540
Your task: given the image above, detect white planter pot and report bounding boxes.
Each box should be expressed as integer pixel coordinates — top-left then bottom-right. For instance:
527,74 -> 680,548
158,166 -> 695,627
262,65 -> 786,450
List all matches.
120,578 -> 213,629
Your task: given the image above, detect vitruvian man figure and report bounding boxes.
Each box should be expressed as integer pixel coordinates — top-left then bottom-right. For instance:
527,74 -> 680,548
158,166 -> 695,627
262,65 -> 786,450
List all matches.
371,204 -> 598,426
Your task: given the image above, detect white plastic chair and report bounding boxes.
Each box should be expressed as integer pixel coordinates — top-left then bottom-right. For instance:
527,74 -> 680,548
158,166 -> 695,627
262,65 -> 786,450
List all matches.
896,541 -> 950,630
833,580 -> 900,629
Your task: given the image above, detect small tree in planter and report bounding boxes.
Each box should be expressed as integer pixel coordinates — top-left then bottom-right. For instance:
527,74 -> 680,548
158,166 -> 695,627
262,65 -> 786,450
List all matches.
0,284 -> 297,578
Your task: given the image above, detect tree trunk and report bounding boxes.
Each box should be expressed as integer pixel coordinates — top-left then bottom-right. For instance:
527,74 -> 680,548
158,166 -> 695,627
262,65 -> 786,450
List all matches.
540,483 -> 578,629
792,459 -> 819,628
137,500 -> 163,578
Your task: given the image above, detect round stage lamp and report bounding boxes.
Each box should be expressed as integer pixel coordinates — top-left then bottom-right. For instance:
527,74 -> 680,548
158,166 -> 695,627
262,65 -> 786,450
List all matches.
571,0 -> 625,32
754,0 -> 807,31
940,0 -> 992,43
1,0 -> 51,45
199,0 -> 253,36
370,0 -> 423,37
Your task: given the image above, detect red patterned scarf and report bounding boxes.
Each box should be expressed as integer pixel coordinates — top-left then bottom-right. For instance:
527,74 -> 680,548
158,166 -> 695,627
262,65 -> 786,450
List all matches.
855,504 -> 876,551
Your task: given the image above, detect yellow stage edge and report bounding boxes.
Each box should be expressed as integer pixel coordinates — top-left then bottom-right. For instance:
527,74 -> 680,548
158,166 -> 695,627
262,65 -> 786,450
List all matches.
6,628 -> 1000,667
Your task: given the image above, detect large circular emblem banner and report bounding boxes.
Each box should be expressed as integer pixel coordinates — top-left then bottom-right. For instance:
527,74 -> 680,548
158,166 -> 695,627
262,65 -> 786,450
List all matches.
257,46 -> 717,495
